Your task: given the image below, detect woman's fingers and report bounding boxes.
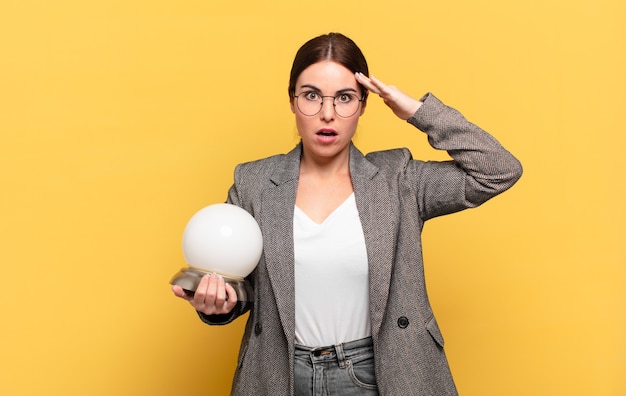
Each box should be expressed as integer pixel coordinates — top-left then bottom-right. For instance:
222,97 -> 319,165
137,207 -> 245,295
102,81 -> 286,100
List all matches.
193,273 -> 212,308
355,72 -> 422,120
184,273 -> 237,315
172,272 -> 239,315
368,74 -> 393,97
171,284 -> 192,300
224,282 -> 239,311
355,72 -> 381,95
355,73 -> 394,98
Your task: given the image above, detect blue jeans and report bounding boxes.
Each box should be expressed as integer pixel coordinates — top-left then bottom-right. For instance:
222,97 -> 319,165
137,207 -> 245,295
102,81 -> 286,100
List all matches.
294,337 -> 379,396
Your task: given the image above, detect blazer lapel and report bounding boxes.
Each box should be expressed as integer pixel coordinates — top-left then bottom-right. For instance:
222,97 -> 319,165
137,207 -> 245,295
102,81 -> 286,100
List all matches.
349,145 -> 397,340
258,145 -> 301,345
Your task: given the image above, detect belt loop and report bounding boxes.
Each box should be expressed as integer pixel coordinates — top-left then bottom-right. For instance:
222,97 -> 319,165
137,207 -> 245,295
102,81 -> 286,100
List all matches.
334,343 -> 348,368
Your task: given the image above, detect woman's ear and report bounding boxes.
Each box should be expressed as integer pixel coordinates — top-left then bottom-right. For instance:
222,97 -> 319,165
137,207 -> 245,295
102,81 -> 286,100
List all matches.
358,89 -> 368,116
290,98 -> 296,114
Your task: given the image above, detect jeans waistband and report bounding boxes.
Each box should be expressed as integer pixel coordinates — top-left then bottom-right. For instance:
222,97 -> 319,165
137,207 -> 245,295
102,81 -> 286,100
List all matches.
295,336 -> 372,352
295,336 -> 373,367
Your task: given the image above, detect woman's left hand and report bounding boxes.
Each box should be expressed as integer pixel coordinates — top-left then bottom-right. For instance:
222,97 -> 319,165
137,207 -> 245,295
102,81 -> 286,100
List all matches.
355,73 -> 422,120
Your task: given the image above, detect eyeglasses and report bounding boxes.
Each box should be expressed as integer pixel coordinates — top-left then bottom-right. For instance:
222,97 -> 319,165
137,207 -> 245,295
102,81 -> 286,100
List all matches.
294,91 -> 364,118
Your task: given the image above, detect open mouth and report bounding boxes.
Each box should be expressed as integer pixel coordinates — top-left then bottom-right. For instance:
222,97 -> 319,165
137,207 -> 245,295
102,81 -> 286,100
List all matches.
316,129 -> 337,137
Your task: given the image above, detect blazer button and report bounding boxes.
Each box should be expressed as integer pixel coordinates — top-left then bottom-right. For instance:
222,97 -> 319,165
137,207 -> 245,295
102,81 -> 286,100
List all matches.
254,322 -> 262,335
397,316 -> 409,329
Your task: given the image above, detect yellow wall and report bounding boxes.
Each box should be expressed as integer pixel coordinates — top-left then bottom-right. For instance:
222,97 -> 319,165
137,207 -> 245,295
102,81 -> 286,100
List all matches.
1,1 -> 624,395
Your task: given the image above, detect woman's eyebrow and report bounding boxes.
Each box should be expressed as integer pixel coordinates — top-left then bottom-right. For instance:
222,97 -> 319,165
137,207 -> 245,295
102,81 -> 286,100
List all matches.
299,84 -> 358,94
336,87 -> 358,94
299,84 -> 320,91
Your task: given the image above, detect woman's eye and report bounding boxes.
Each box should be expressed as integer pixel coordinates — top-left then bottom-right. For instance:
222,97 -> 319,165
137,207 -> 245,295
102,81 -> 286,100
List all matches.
337,94 -> 353,103
304,92 -> 319,101
337,94 -> 354,103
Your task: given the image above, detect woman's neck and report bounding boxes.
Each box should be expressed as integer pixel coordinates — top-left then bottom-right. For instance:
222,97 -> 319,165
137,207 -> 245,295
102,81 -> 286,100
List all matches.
296,148 -> 354,224
299,147 -> 350,178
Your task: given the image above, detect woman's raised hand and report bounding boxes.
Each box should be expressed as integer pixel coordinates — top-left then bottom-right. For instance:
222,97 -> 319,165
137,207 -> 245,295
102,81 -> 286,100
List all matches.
171,273 -> 238,315
355,72 -> 422,121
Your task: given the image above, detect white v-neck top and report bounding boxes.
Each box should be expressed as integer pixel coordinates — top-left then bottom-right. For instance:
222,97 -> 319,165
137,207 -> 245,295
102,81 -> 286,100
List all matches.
293,193 -> 371,347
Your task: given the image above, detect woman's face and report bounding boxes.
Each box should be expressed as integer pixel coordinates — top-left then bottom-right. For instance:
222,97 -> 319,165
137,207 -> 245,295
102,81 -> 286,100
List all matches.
290,61 -> 365,162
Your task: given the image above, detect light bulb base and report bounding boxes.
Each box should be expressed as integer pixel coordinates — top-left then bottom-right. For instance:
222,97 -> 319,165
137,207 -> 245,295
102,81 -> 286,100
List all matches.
170,267 -> 253,302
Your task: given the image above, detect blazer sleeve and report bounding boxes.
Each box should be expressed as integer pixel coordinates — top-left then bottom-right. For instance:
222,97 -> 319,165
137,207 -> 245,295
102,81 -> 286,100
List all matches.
406,93 -> 523,220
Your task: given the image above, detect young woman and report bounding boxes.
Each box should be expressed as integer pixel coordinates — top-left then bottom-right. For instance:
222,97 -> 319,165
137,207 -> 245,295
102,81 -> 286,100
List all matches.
172,32 -> 522,396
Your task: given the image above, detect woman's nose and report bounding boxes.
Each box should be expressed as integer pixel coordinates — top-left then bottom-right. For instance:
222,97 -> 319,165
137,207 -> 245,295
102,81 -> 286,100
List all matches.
320,97 -> 335,120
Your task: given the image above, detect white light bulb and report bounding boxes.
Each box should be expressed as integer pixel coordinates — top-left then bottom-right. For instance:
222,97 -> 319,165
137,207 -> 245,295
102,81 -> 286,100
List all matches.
182,204 -> 262,279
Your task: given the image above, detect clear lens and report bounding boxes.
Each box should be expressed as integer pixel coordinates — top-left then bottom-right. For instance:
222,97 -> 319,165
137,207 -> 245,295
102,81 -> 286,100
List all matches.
295,92 -> 361,118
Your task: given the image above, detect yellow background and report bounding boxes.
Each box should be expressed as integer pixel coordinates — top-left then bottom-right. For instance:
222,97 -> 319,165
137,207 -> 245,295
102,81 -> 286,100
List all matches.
1,0 -> 624,395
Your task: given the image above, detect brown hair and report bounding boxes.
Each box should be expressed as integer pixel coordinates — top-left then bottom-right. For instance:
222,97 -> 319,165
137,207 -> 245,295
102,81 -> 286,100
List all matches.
288,33 -> 369,102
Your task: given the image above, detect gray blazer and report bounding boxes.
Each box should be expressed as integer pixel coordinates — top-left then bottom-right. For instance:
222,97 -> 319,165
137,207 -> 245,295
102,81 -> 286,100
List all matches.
201,93 -> 523,395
